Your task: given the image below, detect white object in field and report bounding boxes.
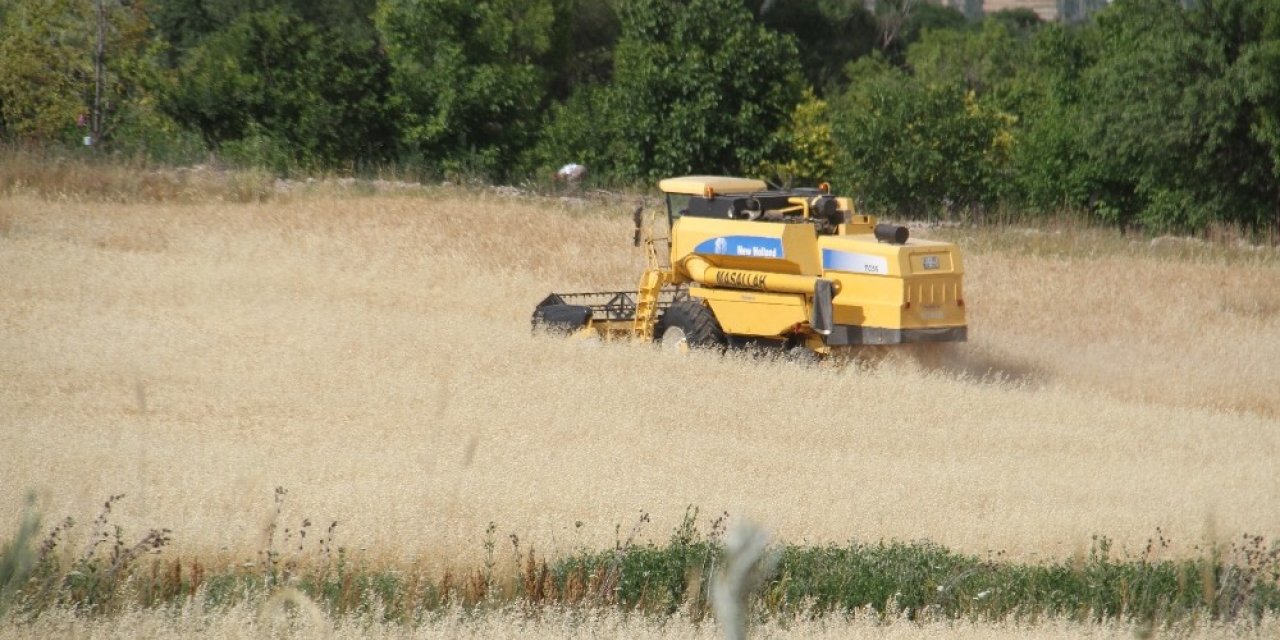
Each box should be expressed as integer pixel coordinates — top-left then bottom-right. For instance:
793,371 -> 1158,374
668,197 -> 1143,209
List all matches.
83,136 -> 94,146
556,163 -> 587,182
712,520 -> 777,640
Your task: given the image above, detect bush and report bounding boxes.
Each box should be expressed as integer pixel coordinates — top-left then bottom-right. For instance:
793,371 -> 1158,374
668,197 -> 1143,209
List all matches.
529,0 -> 804,183
755,88 -> 837,187
830,57 -> 1010,218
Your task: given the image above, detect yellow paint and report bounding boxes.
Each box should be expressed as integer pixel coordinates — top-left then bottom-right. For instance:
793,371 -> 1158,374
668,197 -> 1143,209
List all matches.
691,287 -> 808,337
583,176 -> 966,348
657,175 -> 769,195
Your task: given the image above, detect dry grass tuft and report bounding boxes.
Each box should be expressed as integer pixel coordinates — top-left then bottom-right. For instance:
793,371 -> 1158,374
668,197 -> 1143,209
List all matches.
256,587 -> 329,635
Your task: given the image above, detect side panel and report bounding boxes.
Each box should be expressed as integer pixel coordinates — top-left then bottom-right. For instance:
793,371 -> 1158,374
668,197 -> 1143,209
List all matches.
689,287 -> 808,338
903,277 -> 966,328
826,272 -> 901,327
670,217 -> 821,278
819,235 -> 966,331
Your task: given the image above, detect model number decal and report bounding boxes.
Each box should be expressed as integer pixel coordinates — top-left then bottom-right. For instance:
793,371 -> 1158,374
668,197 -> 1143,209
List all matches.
922,255 -> 940,270
822,249 -> 889,275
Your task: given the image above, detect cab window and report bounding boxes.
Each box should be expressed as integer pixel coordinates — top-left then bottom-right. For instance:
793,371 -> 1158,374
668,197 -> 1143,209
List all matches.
666,194 -> 691,226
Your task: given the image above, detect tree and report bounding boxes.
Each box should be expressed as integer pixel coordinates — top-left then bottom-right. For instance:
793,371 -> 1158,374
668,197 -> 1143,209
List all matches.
0,0 -> 94,143
1224,0 -> 1280,230
545,0 -> 620,100
376,0 -> 559,177
985,8 -> 1043,34
0,0 -> 172,150
755,88 -> 837,187
829,56 -> 1010,217
531,0 -> 804,182
167,6 -> 395,168
148,0 -> 381,60
1076,0 -> 1280,230
906,19 -> 1025,98
875,0 -> 967,65
1004,22 -> 1098,212
754,0 -> 879,95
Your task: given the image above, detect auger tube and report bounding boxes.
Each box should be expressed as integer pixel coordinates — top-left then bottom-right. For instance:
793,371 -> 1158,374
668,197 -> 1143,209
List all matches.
680,255 -> 839,296
681,255 -> 836,335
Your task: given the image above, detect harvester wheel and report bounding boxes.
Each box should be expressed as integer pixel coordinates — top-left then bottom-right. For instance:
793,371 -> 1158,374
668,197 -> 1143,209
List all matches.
786,345 -> 822,364
657,301 -> 726,353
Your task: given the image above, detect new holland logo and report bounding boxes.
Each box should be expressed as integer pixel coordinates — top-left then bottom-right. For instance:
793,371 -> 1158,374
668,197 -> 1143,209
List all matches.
694,236 -> 784,259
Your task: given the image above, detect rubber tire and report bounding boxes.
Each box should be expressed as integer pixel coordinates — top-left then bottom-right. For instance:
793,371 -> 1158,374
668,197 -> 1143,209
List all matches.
657,301 -> 727,352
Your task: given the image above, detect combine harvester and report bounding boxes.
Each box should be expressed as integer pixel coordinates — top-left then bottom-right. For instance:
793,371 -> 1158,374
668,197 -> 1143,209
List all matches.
532,176 -> 966,357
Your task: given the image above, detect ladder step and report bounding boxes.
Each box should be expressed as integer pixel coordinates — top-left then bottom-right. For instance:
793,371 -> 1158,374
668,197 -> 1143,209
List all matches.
631,266 -> 670,340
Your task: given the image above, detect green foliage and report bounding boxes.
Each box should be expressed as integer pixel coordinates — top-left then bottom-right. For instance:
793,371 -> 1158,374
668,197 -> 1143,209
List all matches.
0,0 -> 88,142
755,0 -> 879,94
545,0 -> 620,100
149,0 -> 381,55
1071,0 -> 1280,230
376,0 -> 558,179
6,498 -> 1280,624
6,494 -> 171,617
604,0 -> 804,179
903,2 -> 969,37
167,6 -> 394,170
0,0 -> 183,151
1,0 -> 1278,233
907,20 -> 1027,102
1238,12 -> 1280,207
552,519 -> 1280,623
876,0 -> 968,65
985,8 -> 1044,34
0,494 -> 41,616
1001,22 -> 1096,212
520,86 -> 610,182
217,123 -> 293,172
105,103 -> 206,164
606,512 -> 721,613
756,88 -> 837,186
830,57 -> 1011,217
532,0 -> 804,182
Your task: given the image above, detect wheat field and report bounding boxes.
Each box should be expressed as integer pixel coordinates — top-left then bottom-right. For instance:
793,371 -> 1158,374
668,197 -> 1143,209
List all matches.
2,188 -> 1279,581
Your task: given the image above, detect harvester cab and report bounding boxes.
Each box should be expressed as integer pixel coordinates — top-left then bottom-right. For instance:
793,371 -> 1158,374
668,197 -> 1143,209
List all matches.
532,175 -> 967,357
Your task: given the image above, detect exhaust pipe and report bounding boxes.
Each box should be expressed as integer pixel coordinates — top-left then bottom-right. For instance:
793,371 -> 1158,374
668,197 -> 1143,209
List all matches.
874,224 -> 909,244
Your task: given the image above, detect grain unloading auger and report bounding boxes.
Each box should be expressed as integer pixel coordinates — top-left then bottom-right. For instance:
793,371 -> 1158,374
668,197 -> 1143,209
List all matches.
532,176 -> 966,357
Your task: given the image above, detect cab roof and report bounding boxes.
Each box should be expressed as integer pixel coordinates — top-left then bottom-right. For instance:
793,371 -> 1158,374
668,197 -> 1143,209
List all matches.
658,175 -> 769,196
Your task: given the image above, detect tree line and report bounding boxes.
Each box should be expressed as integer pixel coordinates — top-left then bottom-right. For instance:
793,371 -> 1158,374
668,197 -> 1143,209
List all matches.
1,0 -> 1277,231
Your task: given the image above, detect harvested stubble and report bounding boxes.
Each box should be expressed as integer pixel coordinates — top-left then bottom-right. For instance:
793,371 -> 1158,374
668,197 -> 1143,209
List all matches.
1,189 -> 1279,573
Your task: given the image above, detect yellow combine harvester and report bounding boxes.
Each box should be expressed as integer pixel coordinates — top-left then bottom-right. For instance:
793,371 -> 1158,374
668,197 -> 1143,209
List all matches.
532,176 -> 966,356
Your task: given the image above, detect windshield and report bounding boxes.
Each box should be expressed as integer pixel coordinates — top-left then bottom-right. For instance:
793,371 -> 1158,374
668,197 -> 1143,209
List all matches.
665,194 -> 690,227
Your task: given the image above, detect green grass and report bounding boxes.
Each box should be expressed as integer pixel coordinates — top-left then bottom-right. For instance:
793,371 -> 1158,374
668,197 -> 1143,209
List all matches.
554,513 -> 1280,624
3,501 -> 1278,629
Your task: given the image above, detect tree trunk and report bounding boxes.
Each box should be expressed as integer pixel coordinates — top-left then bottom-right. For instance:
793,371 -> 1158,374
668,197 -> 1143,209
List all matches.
92,0 -> 106,147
